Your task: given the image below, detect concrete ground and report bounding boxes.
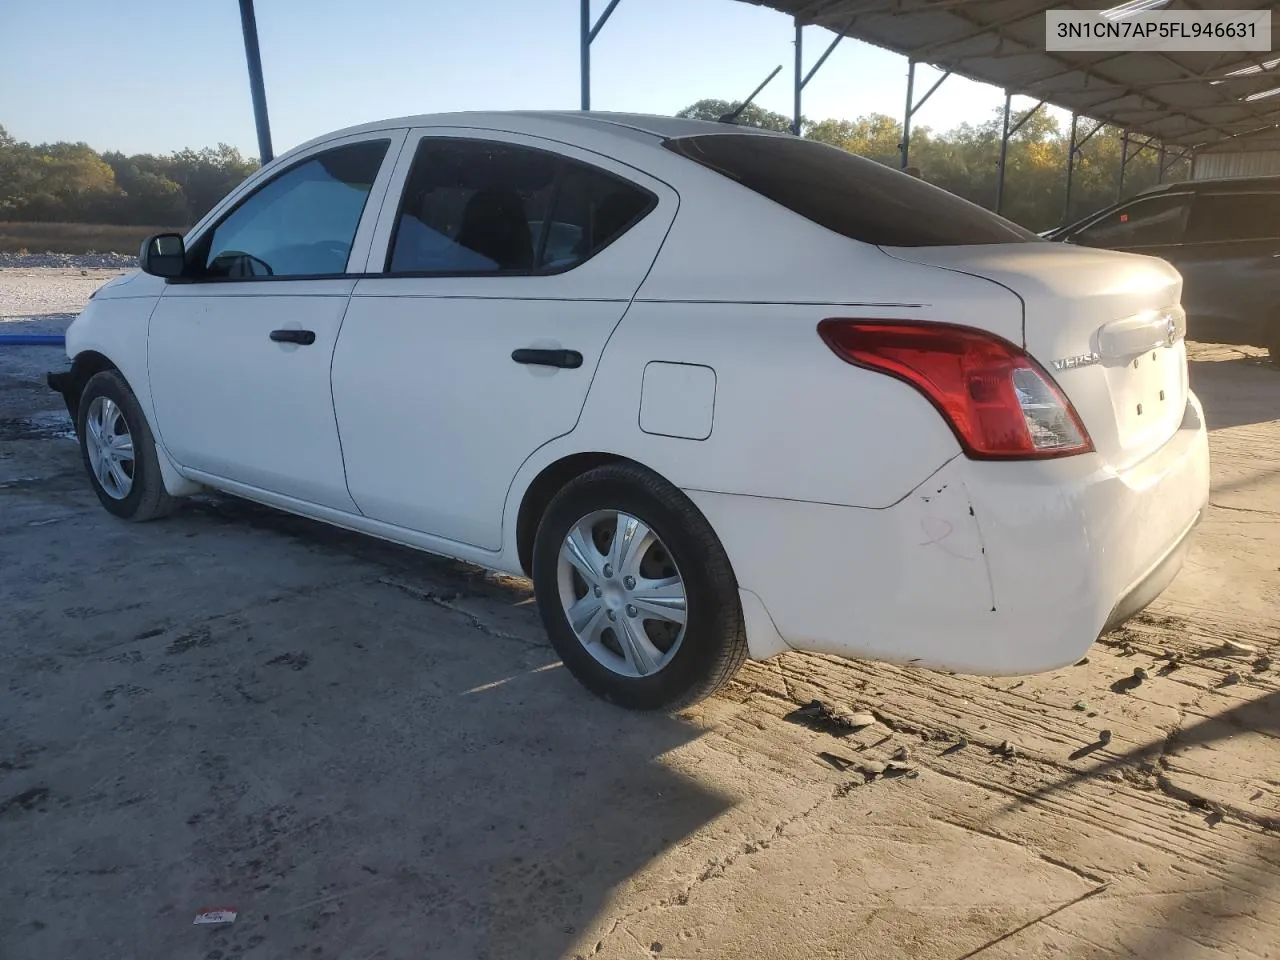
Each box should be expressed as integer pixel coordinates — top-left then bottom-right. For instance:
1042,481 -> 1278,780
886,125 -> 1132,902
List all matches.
2,268 -> 1278,960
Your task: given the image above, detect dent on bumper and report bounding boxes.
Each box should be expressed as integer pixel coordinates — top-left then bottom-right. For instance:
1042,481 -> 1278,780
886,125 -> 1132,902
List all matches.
1102,507 -> 1202,634
690,394 -> 1210,676
689,458 -> 1006,671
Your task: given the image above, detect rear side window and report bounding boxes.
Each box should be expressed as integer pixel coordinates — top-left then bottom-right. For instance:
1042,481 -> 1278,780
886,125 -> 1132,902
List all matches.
1185,193 -> 1280,243
386,138 -> 655,275
1072,194 -> 1190,248
662,133 -> 1035,247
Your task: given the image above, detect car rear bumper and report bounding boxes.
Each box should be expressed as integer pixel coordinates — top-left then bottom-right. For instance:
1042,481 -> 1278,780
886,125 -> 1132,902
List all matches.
687,391 -> 1210,675
1101,507 -> 1200,635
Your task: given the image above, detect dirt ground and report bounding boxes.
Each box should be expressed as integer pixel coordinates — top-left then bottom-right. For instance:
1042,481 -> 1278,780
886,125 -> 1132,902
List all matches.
2,269 -> 1278,960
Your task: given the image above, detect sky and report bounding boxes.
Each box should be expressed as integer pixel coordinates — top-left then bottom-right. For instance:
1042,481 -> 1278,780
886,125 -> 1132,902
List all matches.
0,0 -> 1068,158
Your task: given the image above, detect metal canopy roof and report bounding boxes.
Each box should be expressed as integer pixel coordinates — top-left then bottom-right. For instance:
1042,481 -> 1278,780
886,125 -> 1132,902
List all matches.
737,0 -> 1280,149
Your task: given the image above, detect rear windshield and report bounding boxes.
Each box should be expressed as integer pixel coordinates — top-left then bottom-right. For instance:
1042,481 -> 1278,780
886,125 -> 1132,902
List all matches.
663,133 -> 1037,247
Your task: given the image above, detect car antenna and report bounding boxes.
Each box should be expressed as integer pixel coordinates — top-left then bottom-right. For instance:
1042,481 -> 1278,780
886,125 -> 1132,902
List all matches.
718,65 -> 783,124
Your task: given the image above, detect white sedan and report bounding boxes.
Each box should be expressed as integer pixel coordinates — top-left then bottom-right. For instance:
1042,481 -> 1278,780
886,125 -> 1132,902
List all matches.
49,112 -> 1210,710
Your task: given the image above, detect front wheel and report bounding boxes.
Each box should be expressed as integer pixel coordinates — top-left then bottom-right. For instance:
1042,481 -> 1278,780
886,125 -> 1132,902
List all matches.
77,369 -> 175,521
531,463 -> 748,711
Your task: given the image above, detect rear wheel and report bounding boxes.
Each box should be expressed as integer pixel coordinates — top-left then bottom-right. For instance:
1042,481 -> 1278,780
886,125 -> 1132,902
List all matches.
77,370 -> 175,521
532,463 -> 747,710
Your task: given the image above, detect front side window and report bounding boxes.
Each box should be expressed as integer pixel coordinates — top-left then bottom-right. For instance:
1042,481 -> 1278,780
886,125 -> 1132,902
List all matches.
1185,193 -> 1280,243
1072,194 -> 1190,248
195,139 -> 390,279
386,138 -> 655,275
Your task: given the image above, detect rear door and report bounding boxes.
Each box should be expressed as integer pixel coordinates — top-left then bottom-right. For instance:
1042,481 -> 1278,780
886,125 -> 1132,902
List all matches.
1174,190 -> 1280,344
331,129 -> 677,550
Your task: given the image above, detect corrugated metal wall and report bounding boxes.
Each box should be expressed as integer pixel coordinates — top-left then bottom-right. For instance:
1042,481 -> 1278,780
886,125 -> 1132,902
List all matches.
1193,150 -> 1280,179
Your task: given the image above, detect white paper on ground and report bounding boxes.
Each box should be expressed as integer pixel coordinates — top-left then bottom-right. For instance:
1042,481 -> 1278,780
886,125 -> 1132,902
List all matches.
193,908 -> 237,925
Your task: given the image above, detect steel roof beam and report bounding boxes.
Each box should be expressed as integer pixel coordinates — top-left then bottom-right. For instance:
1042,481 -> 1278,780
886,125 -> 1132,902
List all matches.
742,0 -> 1277,147
801,21 -> 850,88
915,2 -> 1239,144
899,4 -> 1051,58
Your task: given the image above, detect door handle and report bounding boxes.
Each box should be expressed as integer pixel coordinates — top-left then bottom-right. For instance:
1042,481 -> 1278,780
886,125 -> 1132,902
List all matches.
269,329 -> 316,345
511,348 -> 583,369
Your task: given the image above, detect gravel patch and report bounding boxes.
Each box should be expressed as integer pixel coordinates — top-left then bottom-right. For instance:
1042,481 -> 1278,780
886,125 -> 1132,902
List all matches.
0,252 -> 137,270
0,268 -> 130,320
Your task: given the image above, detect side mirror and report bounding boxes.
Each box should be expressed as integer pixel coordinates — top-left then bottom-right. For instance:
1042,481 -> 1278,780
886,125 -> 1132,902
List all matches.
139,233 -> 187,279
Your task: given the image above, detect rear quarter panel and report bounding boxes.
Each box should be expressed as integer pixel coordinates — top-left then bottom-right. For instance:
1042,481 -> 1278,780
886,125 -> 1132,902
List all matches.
500,193 -> 1033,568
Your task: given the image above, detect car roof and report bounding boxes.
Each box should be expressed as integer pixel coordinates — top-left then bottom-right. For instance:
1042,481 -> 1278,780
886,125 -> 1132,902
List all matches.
285,110 -> 787,161
507,111 -> 791,140
1137,174 -> 1280,197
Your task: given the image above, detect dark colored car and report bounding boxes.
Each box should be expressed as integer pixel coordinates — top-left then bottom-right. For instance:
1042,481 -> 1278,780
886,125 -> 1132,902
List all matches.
1045,175 -> 1280,365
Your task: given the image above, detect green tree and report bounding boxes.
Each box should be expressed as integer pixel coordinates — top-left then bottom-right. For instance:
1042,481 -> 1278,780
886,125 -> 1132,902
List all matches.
807,113 -> 902,166
15,141 -> 121,221
165,144 -> 258,222
0,112 -> 1195,234
102,151 -> 190,224
0,125 -> 38,217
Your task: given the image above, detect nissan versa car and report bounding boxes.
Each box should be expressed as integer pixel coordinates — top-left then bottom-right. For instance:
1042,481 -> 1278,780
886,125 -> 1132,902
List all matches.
48,112 -> 1211,710
1046,175 -> 1280,364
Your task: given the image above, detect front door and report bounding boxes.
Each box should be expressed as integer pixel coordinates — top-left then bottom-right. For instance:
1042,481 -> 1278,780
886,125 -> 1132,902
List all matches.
331,129 -> 677,550
148,132 -> 404,511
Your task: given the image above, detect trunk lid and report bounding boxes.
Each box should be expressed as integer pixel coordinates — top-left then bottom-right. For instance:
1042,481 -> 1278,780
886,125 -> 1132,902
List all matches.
880,243 -> 1187,468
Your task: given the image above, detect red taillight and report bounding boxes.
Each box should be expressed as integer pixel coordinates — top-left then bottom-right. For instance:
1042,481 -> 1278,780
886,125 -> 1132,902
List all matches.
817,320 -> 1093,460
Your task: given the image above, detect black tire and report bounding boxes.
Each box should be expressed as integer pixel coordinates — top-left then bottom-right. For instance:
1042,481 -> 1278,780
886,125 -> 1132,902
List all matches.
77,369 -> 175,522
531,462 -> 748,711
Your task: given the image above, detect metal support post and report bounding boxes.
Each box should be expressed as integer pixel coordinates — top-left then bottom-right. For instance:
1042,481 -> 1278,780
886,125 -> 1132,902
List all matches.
1064,115 -> 1106,221
792,21 -> 848,136
1118,130 -> 1129,199
900,64 -> 950,169
1063,113 -> 1078,224
579,0 -> 624,111
238,0 -> 273,164
996,91 -> 1012,213
901,60 -> 915,168
793,23 -> 803,135
1162,147 -> 1191,180
994,97 -> 1045,213
580,0 -> 591,111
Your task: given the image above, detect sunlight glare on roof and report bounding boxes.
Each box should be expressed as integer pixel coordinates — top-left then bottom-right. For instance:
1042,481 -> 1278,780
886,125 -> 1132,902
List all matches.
1101,0 -> 1172,20
1210,56 -> 1280,86
1244,85 -> 1280,102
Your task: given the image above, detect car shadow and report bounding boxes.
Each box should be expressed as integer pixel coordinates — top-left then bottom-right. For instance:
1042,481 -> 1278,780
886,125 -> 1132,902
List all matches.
0,487 -> 734,960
